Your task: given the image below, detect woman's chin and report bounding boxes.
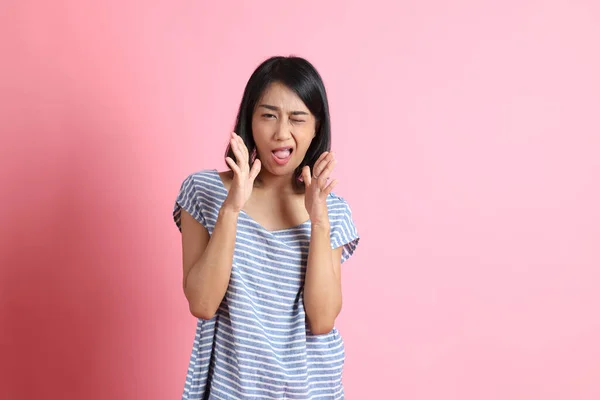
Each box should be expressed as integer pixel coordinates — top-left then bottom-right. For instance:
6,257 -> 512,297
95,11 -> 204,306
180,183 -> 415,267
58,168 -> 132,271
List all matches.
262,161 -> 298,177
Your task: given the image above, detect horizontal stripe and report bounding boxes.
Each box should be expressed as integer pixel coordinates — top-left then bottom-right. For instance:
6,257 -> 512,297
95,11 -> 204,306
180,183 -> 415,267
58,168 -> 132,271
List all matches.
174,169 -> 358,399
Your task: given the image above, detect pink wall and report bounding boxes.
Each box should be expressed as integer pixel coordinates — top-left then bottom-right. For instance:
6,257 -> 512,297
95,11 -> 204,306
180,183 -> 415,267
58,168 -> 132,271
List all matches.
1,1 -> 599,399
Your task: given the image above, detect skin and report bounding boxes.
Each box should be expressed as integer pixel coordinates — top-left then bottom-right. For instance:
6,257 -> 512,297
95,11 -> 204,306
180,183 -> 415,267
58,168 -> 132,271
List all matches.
179,82 -> 343,335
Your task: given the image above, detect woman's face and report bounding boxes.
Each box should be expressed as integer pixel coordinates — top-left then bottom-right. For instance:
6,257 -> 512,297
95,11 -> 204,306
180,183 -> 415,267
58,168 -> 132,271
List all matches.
251,82 -> 317,176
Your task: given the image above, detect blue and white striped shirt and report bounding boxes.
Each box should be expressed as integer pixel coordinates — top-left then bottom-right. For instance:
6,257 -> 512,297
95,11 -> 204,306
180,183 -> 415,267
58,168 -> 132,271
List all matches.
173,169 -> 359,399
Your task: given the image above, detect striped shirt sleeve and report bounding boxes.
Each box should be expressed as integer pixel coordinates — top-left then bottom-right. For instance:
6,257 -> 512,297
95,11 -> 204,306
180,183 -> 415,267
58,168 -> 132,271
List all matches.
173,172 -> 207,232
328,194 -> 360,264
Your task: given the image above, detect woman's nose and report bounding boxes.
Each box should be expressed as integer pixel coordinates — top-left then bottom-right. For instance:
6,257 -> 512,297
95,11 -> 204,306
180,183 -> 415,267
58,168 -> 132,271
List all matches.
274,120 -> 292,140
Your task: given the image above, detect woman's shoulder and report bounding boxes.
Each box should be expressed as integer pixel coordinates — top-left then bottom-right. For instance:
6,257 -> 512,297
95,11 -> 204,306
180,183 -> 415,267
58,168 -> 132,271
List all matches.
180,168 -> 223,187
326,191 -> 353,211
326,191 -> 357,227
177,169 -> 228,199
326,191 -> 359,257
183,168 -> 218,181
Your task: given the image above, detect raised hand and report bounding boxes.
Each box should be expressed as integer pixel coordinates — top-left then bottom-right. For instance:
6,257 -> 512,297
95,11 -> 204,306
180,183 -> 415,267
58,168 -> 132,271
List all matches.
301,151 -> 337,227
224,132 -> 261,212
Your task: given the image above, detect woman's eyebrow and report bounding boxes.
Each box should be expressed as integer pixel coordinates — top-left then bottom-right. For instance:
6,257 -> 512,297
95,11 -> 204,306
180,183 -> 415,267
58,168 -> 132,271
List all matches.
258,104 -> 309,115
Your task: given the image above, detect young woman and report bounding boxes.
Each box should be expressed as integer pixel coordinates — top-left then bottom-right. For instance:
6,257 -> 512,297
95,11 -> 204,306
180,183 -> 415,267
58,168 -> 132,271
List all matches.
173,56 -> 359,400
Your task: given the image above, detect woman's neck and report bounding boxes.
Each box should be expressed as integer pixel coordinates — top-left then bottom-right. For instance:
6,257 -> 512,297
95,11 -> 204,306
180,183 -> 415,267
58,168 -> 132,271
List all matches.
254,171 -> 301,194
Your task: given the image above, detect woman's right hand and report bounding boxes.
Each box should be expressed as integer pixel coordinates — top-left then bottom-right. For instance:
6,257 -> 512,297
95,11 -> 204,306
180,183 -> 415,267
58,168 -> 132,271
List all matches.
223,132 -> 261,212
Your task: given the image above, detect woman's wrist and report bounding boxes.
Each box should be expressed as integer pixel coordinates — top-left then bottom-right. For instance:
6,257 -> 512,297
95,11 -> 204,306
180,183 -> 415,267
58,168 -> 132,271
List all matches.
219,203 -> 241,218
310,220 -> 330,232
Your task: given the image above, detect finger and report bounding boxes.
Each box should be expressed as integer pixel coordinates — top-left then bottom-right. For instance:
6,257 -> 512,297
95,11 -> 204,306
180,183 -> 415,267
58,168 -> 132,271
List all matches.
233,132 -> 247,154
313,152 -> 329,172
318,159 -> 336,188
231,133 -> 245,158
249,159 -> 261,182
317,157 -> 337,188
232,132 -> 244,166
312,152 -> 329,177
316,151 -> 329,164
302,166 -> 311,187
225,157 -> 241,175
235,133 -> 247,156
313,152 -> 332,178
323,179 -> 338,196
230,138 -> 246,170
231,131 -> 240,151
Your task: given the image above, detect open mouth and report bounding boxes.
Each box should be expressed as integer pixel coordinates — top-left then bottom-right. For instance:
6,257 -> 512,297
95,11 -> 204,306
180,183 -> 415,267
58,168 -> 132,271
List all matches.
271,147 -> 293,165
273,148 -> 292,159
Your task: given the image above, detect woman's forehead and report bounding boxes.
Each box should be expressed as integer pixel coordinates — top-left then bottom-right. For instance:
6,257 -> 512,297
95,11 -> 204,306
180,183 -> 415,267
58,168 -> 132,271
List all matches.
258,82 -> 309,111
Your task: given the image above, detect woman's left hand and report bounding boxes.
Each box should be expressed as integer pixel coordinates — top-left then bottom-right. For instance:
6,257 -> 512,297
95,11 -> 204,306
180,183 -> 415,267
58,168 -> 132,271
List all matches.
302,152 -> 338,227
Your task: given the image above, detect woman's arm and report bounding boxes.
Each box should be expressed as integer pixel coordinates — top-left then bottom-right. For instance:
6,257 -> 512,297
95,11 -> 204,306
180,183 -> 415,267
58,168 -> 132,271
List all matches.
301,151 -> 344,335
304,222 -> 344,334
180,205 -> 240,320
180,132 -> 261,320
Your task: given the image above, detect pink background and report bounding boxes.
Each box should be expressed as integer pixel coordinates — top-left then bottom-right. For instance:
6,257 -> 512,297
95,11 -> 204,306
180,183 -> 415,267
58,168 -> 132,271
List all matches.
1,1 -> 599,399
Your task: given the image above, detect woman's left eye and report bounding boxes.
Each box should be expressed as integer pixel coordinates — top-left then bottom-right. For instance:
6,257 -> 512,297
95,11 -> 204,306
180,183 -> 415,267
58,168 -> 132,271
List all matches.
291,119 -> 305,123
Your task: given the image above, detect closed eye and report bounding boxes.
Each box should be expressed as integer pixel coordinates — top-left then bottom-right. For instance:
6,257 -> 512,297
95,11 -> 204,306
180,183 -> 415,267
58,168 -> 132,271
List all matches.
262,113 -> 276,119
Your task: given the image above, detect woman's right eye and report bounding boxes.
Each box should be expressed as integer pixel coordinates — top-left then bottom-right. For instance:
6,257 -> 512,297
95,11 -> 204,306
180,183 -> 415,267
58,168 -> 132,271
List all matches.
262,113 -> 276,119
